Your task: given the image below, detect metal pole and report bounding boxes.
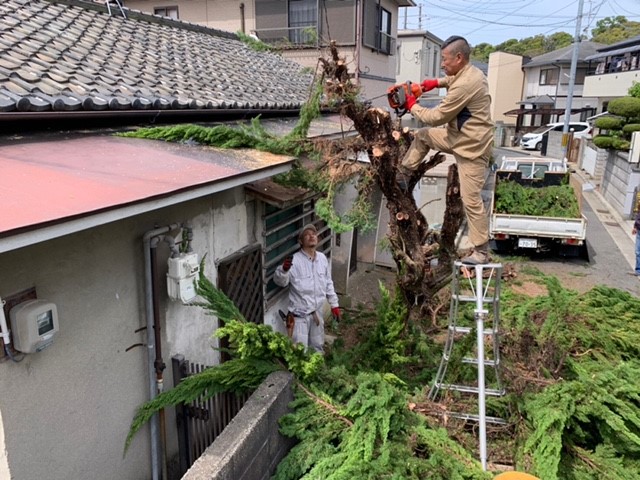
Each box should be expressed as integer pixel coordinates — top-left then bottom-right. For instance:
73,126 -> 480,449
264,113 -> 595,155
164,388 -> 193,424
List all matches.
143,223 -> 180,480
475,265 -> 487,471
562,0 -> 585,162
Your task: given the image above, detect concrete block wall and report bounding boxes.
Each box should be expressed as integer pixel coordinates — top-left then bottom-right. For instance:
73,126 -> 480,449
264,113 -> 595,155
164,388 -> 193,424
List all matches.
594,145 -> 609,180
546,131 -> 564,159
182,371 -> 296,480
601,150 -> 640,218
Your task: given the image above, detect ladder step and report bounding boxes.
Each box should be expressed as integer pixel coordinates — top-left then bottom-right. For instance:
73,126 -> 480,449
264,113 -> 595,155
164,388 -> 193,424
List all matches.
448,325 -> 496,335
447,412 -> 508,425
461,357 -> 499,366
454,261 -> 503,269
452,294 -> 499,303
435,383 -> 505,396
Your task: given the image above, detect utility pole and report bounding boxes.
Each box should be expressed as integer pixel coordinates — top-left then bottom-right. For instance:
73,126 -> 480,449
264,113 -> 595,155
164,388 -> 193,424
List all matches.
562,0 -> 584,161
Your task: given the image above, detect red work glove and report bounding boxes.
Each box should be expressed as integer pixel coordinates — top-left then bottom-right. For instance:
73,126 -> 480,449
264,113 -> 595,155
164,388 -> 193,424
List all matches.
421,79 -> 439,92
405,94 -> 417,111
331,306 -> 341,321
282,256 -> 292,271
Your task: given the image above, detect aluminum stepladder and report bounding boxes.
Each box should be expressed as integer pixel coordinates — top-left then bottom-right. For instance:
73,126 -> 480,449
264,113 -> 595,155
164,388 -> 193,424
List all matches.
429,260 -> 506,471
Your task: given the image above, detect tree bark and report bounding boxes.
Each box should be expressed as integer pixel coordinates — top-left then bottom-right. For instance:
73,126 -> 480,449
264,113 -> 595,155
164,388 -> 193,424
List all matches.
320,42 -> 465,312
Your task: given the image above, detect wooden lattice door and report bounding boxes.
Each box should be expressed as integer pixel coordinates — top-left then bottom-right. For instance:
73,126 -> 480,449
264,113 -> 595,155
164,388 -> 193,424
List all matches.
217,244 -> 264,325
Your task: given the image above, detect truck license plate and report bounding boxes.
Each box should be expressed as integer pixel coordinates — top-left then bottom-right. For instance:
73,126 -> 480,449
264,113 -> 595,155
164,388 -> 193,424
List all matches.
518,238 -> 537,248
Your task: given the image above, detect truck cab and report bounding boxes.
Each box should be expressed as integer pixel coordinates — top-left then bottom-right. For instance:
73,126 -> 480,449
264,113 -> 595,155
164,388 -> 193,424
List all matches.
498,158 -> 566,179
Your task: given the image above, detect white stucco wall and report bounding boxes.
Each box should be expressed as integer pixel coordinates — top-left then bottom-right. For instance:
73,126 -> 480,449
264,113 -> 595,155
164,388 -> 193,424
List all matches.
583,70 -> 640,98
396,33 -> 441,85
0,217 -> 153,480
0,187 -> 266,480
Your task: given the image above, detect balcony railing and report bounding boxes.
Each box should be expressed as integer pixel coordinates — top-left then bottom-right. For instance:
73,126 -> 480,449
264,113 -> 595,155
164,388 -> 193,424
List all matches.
378,32 -> 395,55
587,51 -> 640,76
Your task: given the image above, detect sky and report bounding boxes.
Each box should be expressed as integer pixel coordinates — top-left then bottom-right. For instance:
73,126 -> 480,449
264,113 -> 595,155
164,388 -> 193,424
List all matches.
398,0 -> 640,46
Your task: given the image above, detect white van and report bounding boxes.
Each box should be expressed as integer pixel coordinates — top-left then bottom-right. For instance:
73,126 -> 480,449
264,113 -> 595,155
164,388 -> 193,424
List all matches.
520,122 -> 592,151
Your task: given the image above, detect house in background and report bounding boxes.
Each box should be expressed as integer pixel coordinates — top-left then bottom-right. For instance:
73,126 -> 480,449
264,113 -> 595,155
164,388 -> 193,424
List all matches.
395,30 -> 442,84
124,0 -> 415,108
508,41 -> 603,131
583,35 -> 640,113
487,51 -> 525,125
0,1 -> 361,479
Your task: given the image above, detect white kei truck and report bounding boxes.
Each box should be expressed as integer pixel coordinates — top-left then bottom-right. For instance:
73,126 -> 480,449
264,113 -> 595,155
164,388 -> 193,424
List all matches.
489,157 -> 587,256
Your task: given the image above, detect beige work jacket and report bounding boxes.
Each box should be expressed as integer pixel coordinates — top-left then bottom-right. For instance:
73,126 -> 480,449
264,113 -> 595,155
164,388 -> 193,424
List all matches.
410,63 -> 494,161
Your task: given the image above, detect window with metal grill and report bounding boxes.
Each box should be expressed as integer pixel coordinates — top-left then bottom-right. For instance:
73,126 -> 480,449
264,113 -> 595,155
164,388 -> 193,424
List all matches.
262,197 -> 331,304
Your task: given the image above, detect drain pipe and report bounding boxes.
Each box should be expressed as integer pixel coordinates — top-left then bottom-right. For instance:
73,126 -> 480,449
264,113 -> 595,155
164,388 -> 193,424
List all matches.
239,3 -> 246,33
152,233 -> 179,480
143,223 -> 180,480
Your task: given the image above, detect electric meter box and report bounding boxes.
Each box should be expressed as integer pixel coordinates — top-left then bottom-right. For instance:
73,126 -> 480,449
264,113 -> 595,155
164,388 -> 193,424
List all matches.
167,252 -> 199,303
10,299 -> 59,353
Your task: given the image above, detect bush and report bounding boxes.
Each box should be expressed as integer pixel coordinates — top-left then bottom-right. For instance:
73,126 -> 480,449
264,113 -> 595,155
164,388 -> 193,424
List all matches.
622,123 -> 640,134
611,137 -> 631,150
593,135 -> 614,149
594,116 -> 623,130
629,81 -> 640,99
608,96 -> 640,119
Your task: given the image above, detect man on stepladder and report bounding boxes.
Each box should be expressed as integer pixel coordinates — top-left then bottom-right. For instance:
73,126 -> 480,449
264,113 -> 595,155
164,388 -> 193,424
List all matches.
397,35 -> 494,265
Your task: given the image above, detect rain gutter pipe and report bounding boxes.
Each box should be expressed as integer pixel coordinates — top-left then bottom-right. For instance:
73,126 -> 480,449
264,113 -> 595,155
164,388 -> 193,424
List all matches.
0,297 -> 10,347
143,223 -> 180,480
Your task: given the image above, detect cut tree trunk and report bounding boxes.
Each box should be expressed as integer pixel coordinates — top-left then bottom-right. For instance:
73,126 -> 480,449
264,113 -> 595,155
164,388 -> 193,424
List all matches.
319,41 -> 465,312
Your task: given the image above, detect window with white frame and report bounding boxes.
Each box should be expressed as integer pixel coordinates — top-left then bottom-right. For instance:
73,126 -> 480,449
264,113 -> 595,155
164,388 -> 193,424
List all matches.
539,68 -> 559,86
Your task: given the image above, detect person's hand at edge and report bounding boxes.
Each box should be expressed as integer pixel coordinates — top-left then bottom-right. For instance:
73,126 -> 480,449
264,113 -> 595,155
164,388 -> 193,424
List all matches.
421,79 -> 439,92
405,94 -> 417,111
283,256 -> 292,271
331,306 -> 341,321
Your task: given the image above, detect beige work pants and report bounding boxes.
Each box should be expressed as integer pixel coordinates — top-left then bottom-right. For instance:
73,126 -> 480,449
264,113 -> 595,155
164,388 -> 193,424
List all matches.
401,127 -> 490,247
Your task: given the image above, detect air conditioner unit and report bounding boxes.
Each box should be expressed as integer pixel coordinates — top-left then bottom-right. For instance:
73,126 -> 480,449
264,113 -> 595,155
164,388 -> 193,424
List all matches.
629,131 -> 640,163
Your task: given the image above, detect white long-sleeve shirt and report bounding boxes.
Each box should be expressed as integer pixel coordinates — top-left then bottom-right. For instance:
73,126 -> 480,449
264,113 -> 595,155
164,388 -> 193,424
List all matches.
273,250 -> 339,316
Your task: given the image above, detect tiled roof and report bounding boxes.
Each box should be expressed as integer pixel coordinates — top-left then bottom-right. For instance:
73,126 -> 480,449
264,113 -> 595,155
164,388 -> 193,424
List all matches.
524,41 -> 606,67
0,0 -> 313,114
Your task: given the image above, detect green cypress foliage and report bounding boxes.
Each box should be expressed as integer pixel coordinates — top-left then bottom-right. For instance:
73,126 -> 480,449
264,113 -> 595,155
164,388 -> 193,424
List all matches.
495,180 -> 581,218
117,81 -> 322,157
126,265 -> 640,479
496,277 -> 640,478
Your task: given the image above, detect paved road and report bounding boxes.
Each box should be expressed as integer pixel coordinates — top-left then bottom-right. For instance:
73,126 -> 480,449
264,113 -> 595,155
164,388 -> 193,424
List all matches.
493,147 -> 639,295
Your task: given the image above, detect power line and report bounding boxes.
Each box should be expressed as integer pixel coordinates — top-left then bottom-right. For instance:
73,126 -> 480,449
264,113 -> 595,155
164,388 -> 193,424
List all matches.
399,0 -> 640,43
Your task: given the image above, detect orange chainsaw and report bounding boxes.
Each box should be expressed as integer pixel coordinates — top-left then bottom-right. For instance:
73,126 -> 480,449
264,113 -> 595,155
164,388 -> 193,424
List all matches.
386,81 -> 423,116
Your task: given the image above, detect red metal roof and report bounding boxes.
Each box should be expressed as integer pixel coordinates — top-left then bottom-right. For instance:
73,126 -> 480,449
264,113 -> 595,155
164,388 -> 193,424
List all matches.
0,135 -> 292,236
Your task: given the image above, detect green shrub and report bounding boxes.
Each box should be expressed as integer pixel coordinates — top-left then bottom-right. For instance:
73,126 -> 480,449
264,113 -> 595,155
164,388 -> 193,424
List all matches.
594,116 -> 623,130
622,123 -> 640,134
593,135 -> 614,149
611,137 -> 631,150
608,96 -> 640,119
629,81 -> 640,99
495,180 -> 580,218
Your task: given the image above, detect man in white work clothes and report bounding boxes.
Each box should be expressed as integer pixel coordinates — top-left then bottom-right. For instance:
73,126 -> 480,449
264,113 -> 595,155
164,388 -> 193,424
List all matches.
274,224 -> 341,353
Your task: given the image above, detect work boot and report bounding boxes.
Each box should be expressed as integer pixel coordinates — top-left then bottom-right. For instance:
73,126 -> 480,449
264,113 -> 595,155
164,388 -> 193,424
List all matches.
460,242 -> 491,265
